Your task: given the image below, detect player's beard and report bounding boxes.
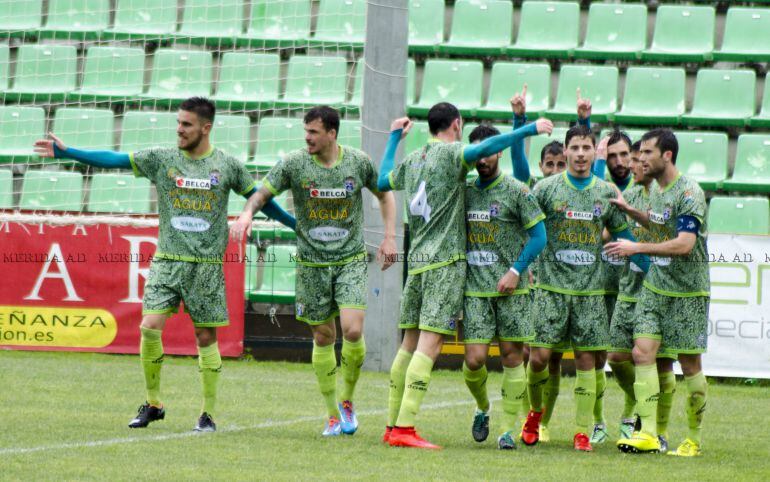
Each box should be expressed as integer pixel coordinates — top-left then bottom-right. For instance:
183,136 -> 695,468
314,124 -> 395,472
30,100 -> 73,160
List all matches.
179,132 -> 202,152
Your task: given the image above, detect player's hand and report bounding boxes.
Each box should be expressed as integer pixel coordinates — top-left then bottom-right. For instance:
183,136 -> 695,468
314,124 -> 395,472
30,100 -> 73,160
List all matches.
609,188 -> 631,213
229,213 -> 253,242
534,118 -> 553,135
510,84 -> 527,117
33,132 -> 66,158
390,117 -> 412,140
496,270 -> 520,295
577,88 -> 592,120
376,236 -> 398,271
596,135 -> 609,160
604,239 -> 638,258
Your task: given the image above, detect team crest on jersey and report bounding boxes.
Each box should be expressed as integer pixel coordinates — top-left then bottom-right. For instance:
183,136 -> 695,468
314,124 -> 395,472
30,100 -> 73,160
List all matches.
344,177 -> 355,193
663,205 -> 673,221
209,170 -> 220,186
593,202 -> 603,217
447,317 -> 457,330
553,201 -> 568,213
301,179 -> 316,189
167,167 -> 182,179
295,303 -> 304,316
489,202 -> 500,217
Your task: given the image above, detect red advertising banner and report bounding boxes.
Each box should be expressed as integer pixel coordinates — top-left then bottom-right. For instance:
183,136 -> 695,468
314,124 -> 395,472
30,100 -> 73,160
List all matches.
0,222 -> 245,356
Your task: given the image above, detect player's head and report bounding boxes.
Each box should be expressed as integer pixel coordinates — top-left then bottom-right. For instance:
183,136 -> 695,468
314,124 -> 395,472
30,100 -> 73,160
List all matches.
564,125 -> 595,177
177,97 -> 215,151
469,124 -> 501,179
428,102 -> 462,141
303,105 -> 340,155
629,140 -> 649,185
540,140 -> 566,177
606,130 -> 632,182
640,128 -> 678,178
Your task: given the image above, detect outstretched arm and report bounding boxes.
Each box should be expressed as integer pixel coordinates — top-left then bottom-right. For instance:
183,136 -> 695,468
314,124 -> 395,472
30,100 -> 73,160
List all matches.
230,186 -> 275,242
241,187 -> 296,230
592,136 -> 608,180
377,118 -> 413,192
464,119 -> 551,165
35,133 -> 131,169
609,228 -> 651,273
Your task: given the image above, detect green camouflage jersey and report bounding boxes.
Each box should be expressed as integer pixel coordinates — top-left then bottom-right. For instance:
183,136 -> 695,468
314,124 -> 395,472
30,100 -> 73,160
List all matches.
465,174 -> 545,296
533,171 -> 628,295
130,146 -> 256,263
617,183 -> 655,301
264,145 -> 378,266
602,177 -> 635,294
388,140 -> 471,275
644,173 -> 710,297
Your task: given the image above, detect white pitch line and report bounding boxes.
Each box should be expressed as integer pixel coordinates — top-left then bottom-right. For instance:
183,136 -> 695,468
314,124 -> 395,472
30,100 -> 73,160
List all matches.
0,396 -> 501,457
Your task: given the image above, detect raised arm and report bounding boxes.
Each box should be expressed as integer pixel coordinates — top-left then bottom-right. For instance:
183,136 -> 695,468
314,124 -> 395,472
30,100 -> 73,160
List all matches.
592,136 -> 608,180
510,85 -> 531,183
577,88 -> 592,130
35,133 -> 131,169
377,117 -> 413,192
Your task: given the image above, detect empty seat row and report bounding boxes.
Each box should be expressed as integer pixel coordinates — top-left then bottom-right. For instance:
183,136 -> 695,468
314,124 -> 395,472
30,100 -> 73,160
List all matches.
245,244 -> 297,304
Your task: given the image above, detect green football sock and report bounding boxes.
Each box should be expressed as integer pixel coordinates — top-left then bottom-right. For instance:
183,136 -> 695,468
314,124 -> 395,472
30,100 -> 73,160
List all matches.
387,348 -> 412,427
463,363 -> 490,413
574,369 -> 596,435
634,364 -> 660,437
140,326 -> 164,406
312,342 -> 338,418
609,360 -> 637,419
339,336 -> 366,402
526,365 -> 549,412
198,342 -> 222,416
685,371 -> 707,444
593,368 -> 607,424
396,351 -> 433,427
657,370 -> 676,438
520,374 -> 530,415
501,364 -> 526,432
540,371 -> 560,426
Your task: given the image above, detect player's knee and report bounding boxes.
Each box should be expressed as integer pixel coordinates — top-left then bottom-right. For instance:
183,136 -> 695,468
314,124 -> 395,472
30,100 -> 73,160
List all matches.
608,351 -> 629,364
464,355 -> 485,371
631,345 -> 655,365
194,328 -> 217,347
342,326 -> 362,343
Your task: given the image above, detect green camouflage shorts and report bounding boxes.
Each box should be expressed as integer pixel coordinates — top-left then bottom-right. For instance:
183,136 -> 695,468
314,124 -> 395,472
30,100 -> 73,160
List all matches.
295,260 -> 368,325
399,261 -> 465,335
143,260 -> 228,327
530,289 -> 609,352
610,300 -> 676,359
634,288 -> 709,354
463,294 -> 533,344
604,294 -> 617,323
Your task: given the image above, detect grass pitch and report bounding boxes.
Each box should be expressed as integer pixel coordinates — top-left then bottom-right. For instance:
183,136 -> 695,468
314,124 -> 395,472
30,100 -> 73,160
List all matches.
2,350 -> 768,481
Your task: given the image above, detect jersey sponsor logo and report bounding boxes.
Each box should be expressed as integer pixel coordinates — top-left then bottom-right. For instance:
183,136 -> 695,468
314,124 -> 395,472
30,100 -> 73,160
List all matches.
170,216 -> 211,232
555,249 -> 596,266
409,181 -> 432,222
308,226 -> 350,242
651,256 -> 672,267
649,211 -> 666,224
601,250 -> 625,266
565,210 -> 594,221
467,211 -> 491,222
630,261 -> 644,273
309,188 -> 347,199
175,177 -> 211,190
466,250 -> 498,266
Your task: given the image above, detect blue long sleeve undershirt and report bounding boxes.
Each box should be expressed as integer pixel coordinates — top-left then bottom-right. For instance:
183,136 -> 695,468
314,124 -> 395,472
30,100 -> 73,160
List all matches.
511,113 -> 530,183
514,221 -> 546,273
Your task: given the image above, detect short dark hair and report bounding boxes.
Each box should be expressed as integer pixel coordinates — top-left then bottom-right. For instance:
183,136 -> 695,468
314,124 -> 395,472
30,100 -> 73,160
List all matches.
427,102 -> 461,135
304,105 -> 340,136
179,97 -> 215,123
564,125 -> 595,147
540,140 -> 563,162
607,129 -> 632,151
631,140 -> 641,152
641,128 -> 679,164
468,123 -> 500,143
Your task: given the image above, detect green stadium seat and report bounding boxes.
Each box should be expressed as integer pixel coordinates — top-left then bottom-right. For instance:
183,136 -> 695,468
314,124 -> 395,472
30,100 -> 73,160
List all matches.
0,0 -> 42,37
339,119 -> 362,150
39,0 -> 109,40
275,56 -> 348,109
20,170 -> 83,212
675,131 -> 728,191
477,62 -> 550,120
102,0 -> 178,40
249,244 -> 297,304
346,58 -> 415,112
403,120 -> 430,155
408,0 -> 444,53
176,0 -> 243,46
212,52 -> 280,111
140,49 -> 213,106
120,111 -> 178,152
574,3 -> 646,61
714,8 -> 770,62
641,5 -> 715,62
682,69 -> 755,128
708,197 -> 770,235
0,169 -> 12,209
53,108 -> 115,167
408,59 -> 483,117
439,0 -> 512,56
527,127 -> 569,180
310,0 -> 366,49
749,75 -> 770,128
0,45 -> 8,91
3,44 -> 77,102
244,243 -> 259,294
67,46 -> 145,103
614,67 -> 686,125
546,65 -> 618,123
249,117 -> 306,174
0,106 -> 45,164
87,173 -> 152,214
722,135 -> 770,193
239,0 -> 311,48
507,1 -> 579,59
211,114 -> 251,163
